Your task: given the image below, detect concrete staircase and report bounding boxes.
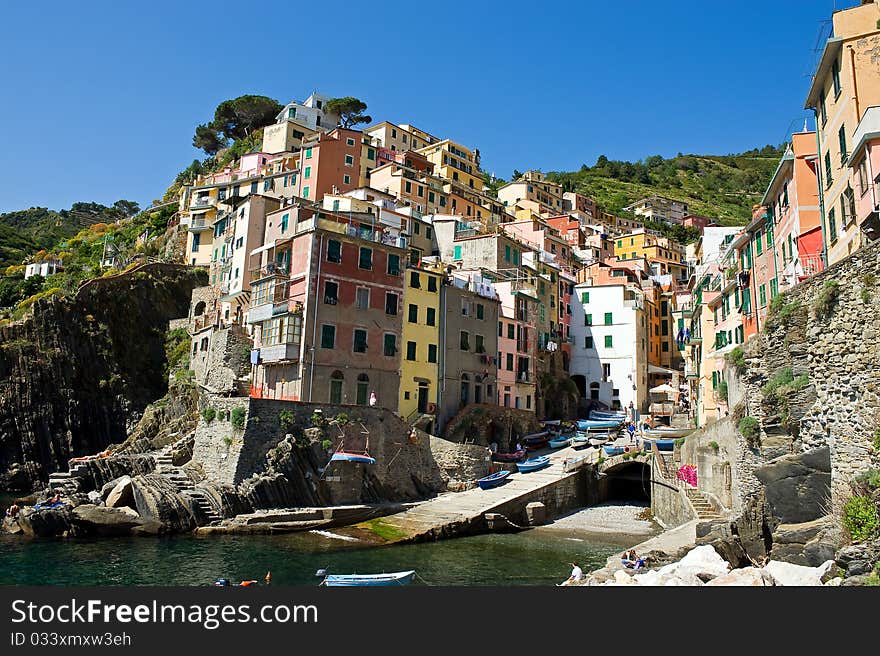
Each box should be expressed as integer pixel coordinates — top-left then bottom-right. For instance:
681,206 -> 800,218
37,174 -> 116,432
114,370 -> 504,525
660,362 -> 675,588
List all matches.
685,487 -> 722,520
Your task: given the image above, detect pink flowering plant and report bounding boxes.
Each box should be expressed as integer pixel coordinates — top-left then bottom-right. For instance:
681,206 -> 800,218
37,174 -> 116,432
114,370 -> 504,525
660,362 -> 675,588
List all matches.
676,464 -> 698,487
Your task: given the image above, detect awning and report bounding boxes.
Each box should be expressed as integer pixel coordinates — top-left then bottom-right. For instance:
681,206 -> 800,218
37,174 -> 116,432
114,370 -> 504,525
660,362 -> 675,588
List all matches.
650,383 -> 676,394
648,364 -> 676,375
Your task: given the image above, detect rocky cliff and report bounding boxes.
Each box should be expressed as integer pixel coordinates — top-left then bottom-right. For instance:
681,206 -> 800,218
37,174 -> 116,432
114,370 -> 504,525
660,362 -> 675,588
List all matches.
0,264 -> 206,491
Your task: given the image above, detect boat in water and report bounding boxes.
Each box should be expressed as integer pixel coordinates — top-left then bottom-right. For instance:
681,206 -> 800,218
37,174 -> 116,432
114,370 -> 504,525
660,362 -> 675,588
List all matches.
318,570 -> 416,586
491,449 -> 527,463
516,455 -> 551,473
330,451 -> 377,465
476,470 -> 512,490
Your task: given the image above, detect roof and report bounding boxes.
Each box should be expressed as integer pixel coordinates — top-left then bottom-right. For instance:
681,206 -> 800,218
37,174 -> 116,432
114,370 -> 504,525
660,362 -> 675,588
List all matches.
846,105 -> 880,167
760,146 -> 796,206
804,38 -> 843,109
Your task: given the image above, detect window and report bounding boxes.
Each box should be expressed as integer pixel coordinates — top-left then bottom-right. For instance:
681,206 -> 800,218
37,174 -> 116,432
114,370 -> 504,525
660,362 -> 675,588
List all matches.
824,152 -> 833,188
513,251 -> 519,265
759,284 -> 767,307
356,287 -> 370,309
426,307 -> 436,326
303,186 -> 310,199
324,280 -> 338,304
839,125 -> 848,164
585,313 -> 592,326
320,324 -> 335,349
344,155 -> 354,166
476,303 -> 484,320
507,324 -> 514,339
384,333 -> 397,356
604,312 -> 612,325
819,90 -> 827,126
604,335 -> 613,348
405,181 -> 412,193
832,58 -> 841,97
385,293 -> 398,315
427,276 -> 437,292
327,239 -> 342,263
581,292 -> 589,303
843,186 -> 856,224
504,245 -> 511,262
281,213 -> 289,232
191,233 -> 200,251
602,363 -> 611,381
460,331 -> 470,351
367,147 -> 375,160
359,247 -> 373,270
329,371 -> 343,404
304,166 -> 311,179
387,254 -> 400,275
426,344 -> 438,363
406,341 -> 417,361
828,207 -> 837,243
770,278 -> 778,299
346,137 -> 355,147
475,334 -> 485,353
585,336 -> 593,349
356,374 -> 369,405
343,175 -> 351,185
506,353 -> 514,371
756,229 -> 763,255
408,304 -> 418,323
410,271 -> 420,288
453,245 -> 462,260
353,329 -> 368,353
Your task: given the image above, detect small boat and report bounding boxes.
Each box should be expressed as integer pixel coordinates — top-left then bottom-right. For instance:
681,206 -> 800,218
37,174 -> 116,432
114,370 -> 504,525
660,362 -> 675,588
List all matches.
521,431 -> 550,444
516,455 -> 551,473
548,436 -> 571,449
319,570 -> 416,586
477,470 -> 512,490
541,420 -> 561,428
330,451 -> 376,465
643,437 -> 675,451
576,419 -> 622,431
491,449 -> 527,463
589,410 -> 627,421
589,436 -> 610,447
602,445 -> 626,456
644,427 -> 693,438
571,431 -> 591,447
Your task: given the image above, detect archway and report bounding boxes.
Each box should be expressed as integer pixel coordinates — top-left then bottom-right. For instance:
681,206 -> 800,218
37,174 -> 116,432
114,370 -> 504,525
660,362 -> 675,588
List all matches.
193,301 -> 206,317
329,370 -> 343,404
356,374 -> 369,405
571,375 -> 586,398
589,381 -> 600,400
602,462 -> 651,502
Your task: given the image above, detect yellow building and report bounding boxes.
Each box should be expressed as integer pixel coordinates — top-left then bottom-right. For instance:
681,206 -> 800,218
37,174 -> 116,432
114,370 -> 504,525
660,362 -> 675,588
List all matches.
497,171 -> 564,215
181,185 -> 219,267
399,263 -> 442,427
416,139 -> 484,192
613,229 -> 688,281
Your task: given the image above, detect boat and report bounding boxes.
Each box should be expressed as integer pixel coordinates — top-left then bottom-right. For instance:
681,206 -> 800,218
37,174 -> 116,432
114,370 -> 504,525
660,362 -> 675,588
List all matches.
541,420 -> 561,429
602,444 -> 641,457
643,437 -> 675,451
319,570 -> 416,586
476,470 -> 512,490
491,449 -> 527,463
330,451 -> 377,465
589,410 -> 627,421
547,436 -> 571,449
576,419 -> 623,431
589,435 -> 610,447
521,431 -> 549,444
644,427 -> 694,439
516,455 -> 551,473
571,431 -> 591,447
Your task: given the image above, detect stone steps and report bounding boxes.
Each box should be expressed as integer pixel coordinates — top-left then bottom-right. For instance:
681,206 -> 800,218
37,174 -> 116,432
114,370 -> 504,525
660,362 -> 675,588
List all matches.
685,488 -> 722,519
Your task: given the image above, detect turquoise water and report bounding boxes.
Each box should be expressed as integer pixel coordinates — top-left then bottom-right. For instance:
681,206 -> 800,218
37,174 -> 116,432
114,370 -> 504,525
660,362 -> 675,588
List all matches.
0,527 -> 634,587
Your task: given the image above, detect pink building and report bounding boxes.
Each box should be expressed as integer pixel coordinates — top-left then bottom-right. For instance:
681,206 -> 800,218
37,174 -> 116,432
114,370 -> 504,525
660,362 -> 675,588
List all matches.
848,106 -> 880,240
494,281 -> 538,410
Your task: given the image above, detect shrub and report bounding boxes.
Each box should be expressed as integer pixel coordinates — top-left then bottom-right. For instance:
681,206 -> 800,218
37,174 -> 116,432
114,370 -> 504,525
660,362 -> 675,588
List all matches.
841,495 -> 879,543
321,439 -> 332,451
861,288 -> 872,304
230,406 -> 246,430
766,294 -> 802,329
708,441 -> 720,452
761,368 -> 809,403
739,416 -> 759,440
717,381 -> 728,402
726,346 -> 745,370
310,411 -> 325,427
223,436 -> 233,447
335,412 -> 349,425
854,469 -> 880,491
874,429 -> 880,453
674,437 -> 686,447
202,407 -> 216,423
813,279 -> 839,318
278,410 -> 295,431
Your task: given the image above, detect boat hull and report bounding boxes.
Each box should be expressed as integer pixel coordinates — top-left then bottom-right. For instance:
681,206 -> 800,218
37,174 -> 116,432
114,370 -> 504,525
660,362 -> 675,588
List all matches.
548,437 -> 571,448
330,452 -> 376,465
323,571 -> 415,586
477,470 -> 512,489
516,456 -> 551,473
491,450 -> 527,463
644,428 -> 693,438
644,438 -> 675,451
576,419 -> 622,431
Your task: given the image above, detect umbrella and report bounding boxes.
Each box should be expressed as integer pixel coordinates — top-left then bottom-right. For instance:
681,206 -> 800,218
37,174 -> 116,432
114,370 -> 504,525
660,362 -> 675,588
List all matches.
649,383 -> 676,394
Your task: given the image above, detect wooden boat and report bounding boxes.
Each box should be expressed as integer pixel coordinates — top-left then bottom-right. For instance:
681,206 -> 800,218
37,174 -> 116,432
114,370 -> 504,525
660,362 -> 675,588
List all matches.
330,451 -> 376,465
643,437 -> 675,451
491,449 -> 527,463
521,431 -> 550,444
576,419 -> 622,431
320,570 -> 416,586
589,410 -> 627,421
516,455 -> 550,473
589,436 -> 610,447
547,436 -> 571,449
602,445 -> 626,456
477,470 -> 512,490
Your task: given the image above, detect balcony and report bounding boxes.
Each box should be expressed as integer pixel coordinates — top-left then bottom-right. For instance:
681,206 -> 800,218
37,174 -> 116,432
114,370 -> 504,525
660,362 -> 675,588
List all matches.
250,262 -> 289,282
685,366 -> 698,379
190,197 -> 216,209
188,216 -> 213,232
259,342 -> 300,363
517,371 -> 532,383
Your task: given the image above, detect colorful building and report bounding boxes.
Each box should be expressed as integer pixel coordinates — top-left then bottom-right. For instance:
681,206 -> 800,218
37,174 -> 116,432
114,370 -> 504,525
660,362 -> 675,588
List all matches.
497,171 -> 564,215
847,105 -> 880,239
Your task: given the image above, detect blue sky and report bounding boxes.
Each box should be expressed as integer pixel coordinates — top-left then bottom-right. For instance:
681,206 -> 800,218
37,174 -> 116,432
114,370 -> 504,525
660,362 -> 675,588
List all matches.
0,0 -> 852,213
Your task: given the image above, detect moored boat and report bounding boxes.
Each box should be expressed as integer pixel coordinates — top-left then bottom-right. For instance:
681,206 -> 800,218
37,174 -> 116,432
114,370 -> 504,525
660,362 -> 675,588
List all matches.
476,470 -> 512,490
491,449 -> 527,463
643,437 -> 675,451
319,570 -> 416,586
330,451 -> 377,465
576,419 -> 622,431
602,445 -> 626,456
644,427 -> 694,438
589,436 -> 610,447
589,410 -> 627,421
547,436 -> 571,449
571,432 -> 591,448
516,455 -> 551,473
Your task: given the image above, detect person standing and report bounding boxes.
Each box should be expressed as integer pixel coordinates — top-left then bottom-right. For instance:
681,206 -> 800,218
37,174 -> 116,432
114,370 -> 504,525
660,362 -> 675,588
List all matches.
368,390 -> 377,407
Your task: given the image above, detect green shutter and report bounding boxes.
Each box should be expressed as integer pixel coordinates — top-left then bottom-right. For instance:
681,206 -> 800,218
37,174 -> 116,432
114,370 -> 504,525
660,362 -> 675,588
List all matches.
604,312 -> 612,325
581,292 -> 589,303
453,245 -> 462,260
604,335 -> 613,348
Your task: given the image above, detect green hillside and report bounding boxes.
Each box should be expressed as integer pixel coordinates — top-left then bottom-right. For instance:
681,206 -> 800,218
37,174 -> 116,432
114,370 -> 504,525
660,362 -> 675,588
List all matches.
541,145 -> 787,227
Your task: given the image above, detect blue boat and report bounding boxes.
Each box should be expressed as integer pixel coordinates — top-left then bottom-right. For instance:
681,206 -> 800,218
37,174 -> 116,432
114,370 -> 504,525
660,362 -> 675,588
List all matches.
548,436 -> 571,449
571,432 -> 591,448
602,445 -> 626,456
330,451 -> 377,465
576,419 -> 622,431
644,438 -> 675,451
516,455 -> 551,473
589,410 -> 627,421
476,470 -> 512,489
320,570 -> 416,586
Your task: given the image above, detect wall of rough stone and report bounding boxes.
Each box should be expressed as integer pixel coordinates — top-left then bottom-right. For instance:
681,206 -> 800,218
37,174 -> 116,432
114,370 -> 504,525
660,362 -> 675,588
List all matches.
650,457 -> 694,529
735,239 -> 880,506
190,396 -> 251,485
190,326 -> 252,395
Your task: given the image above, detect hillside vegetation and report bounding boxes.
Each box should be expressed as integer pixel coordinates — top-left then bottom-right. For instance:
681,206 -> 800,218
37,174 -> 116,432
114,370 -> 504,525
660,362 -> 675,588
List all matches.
542,144 -> 786,226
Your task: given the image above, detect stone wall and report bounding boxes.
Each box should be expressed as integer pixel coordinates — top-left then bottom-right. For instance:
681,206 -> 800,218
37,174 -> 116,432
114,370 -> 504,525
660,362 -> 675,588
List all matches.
735,239 -> 880,506
650,456 -> 694,529
443,404 -> 542,448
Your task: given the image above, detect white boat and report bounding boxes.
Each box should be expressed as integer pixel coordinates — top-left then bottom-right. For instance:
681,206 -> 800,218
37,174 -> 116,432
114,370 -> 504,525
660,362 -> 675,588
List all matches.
643,427 -> 694,439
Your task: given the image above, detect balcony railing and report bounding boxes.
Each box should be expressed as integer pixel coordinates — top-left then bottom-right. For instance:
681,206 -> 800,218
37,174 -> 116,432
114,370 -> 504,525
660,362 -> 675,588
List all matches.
799,254 -> 825,278
188,217 -> 213,231
190,197 -> 215,209
516,340 -> 530,353
250,262 -> 289,281
517,371 -> 532,383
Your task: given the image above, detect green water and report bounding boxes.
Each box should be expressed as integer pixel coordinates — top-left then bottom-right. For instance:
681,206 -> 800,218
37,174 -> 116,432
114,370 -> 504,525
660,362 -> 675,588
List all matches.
0,527 -> 636,587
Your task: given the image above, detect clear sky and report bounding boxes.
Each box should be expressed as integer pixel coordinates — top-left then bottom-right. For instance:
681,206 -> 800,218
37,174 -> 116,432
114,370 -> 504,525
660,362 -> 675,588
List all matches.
0,0 -> 852,214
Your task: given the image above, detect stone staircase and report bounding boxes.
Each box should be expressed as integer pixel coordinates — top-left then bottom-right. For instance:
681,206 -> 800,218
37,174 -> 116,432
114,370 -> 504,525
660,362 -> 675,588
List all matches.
685,487 -> 722,520
47,460 -> 93,494
153,444 -> 222,524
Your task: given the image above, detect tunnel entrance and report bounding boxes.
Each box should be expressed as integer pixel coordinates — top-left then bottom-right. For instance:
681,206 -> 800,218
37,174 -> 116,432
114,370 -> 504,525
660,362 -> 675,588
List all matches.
601,462 -> 651,502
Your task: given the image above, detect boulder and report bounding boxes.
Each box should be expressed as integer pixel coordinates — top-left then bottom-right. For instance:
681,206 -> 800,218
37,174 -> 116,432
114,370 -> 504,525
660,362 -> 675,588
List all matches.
105,477 -> 134,509
762,560 -> 827,586
706,567 -> 774,586
613,570 -> 636,585
87,490 -> 103,505
674,545 -> 731,579
754,447 -> 830,524
16,506 -> 73,537
71,504 -> 143,536
835,542 -> 879,577
130,474 -> 197,534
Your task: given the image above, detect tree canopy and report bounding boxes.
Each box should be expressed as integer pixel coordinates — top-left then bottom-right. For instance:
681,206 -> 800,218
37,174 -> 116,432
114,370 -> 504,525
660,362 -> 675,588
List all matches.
324,97 -> 371,129
192,95 -> 282,155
